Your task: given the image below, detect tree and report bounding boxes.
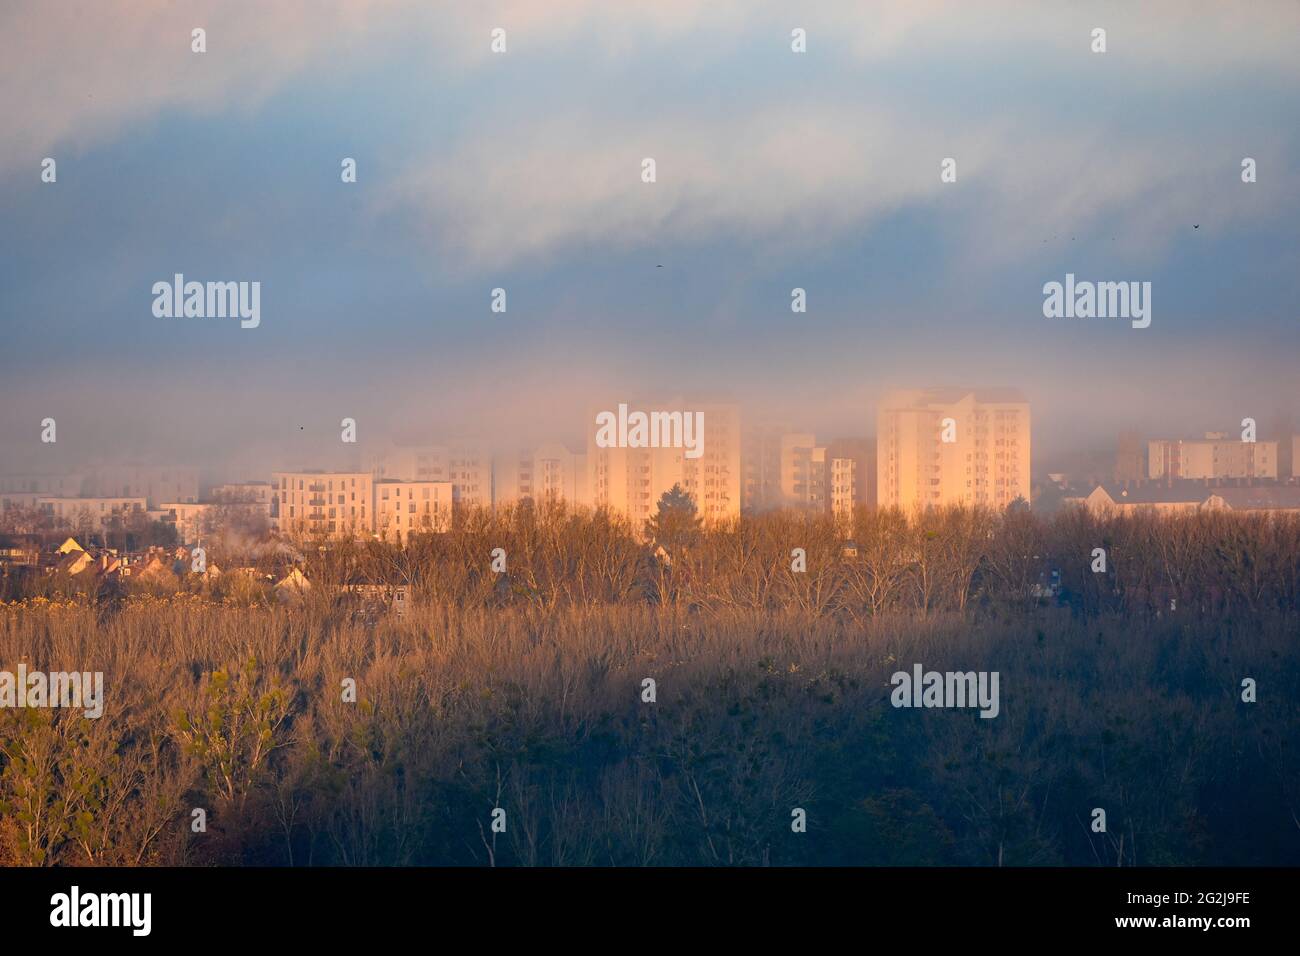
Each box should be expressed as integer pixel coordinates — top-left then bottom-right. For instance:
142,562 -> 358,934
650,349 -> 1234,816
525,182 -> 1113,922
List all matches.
645,484 -> 702,553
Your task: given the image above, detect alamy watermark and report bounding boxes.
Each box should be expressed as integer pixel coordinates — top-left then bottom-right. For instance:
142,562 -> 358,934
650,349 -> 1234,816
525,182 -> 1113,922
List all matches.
594,404 -> 705,459
1042,273 -> 1150,329
890,664 -> 1000,719
50,886 -> 150,936
152,273 -> 260,328
0,665 -> 104,719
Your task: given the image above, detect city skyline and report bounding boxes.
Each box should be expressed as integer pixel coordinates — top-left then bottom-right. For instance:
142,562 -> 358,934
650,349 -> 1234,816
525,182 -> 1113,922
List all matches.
7,389 -> 1300,548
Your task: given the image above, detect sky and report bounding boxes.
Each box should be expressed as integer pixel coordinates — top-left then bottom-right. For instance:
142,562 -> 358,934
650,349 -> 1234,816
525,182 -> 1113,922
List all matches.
1,0 -> 1298,478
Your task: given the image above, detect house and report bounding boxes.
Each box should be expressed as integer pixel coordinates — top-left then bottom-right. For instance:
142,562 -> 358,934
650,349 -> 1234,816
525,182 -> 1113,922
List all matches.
343,581 -> 410,619
55,549 -> 95,576
0,534 -> 42,567
1067,480 -> 1300,517
1065,482 -> 1211,516
137,556 -> 168,579
275,568 -> 312,603
1203,486 -> 1300,513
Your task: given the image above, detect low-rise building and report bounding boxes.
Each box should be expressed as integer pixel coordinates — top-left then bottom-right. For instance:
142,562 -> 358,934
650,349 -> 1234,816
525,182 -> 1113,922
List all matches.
1066,481 -> 1300,516
1148,434 -> 1277,480
374,479 -> 453,541
37,496 -> 148,529
272,472 -> 373,538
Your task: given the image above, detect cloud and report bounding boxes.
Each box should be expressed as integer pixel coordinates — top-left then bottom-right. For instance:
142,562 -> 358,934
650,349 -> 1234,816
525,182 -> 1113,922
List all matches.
5,0 -> 1296,176
379,97 -> 1294,273
0,0 -> 395,172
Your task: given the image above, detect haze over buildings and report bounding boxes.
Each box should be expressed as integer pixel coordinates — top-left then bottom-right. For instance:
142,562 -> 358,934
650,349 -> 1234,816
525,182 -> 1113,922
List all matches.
877,389 -> 1031,512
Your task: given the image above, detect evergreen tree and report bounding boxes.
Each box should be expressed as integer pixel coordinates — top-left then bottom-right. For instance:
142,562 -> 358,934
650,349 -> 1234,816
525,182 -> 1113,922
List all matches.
645,483 -> 702,552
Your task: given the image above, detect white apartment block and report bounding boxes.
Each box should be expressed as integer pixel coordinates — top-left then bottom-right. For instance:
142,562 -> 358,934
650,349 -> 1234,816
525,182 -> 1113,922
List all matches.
534,443 -> 588,506
447,442 -> 492,511
779,433 -> 827,510
741,423 -> 790,512
364,441 -> 492,511
587,401 -> 741,528
37,496 -> 148,529
495,444 -> 588,508
210,482 -> 274,508
0,473 -> 85,497
364,444 -> 451,483
492,449 -> 536,507
829,456 -> 857,526
273,472 -> 373,538
1148,434 -> 1278,480
0,491 -> 44,511
160,501 -> 213,543
877,388 -> 1031,511
824,437 -> 875,513
375,480 -> 453,542
82,465 -> 199,508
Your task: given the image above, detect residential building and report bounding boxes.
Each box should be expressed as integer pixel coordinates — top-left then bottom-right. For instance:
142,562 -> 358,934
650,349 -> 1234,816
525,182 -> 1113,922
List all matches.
779,433 -> 826,510
533,443 -> 587,506
741,423 -> 790,513
447,442 -> 493,511
160,501 -> 214,544
210,481 -> 274,509
37,496 -> 148,529
828,456 -> 856,527
0,474 -> 85,497
374,479 -> 453,542
82,465 -> 200,508
492,449 -> 536,508
876,388 -> 1031,511
1115,431 -> 1147,482
824,437 -> 875,513
587,401 -> 740,528
1148,434 -> 1277,480
1066,481 -> 1300,516
497,444 -> 587,508
272,472 -> 373,538
0,534 -> 41,567
363,444 -> 451,483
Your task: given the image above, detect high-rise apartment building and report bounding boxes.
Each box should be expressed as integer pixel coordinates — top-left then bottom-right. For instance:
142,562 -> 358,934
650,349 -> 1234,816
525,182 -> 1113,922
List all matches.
1115,431 -> 1147,482
741,423 -> 790,513
876,388 -> 1031,511
493,449 -> 536,507
496,443 -> 588,508
779,433 -> 826,510
828,456 -> 856,527
533,443 -> 587,506
446,442 -> 492,511
587,401 -> 740,528
823,437 -> 875,513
